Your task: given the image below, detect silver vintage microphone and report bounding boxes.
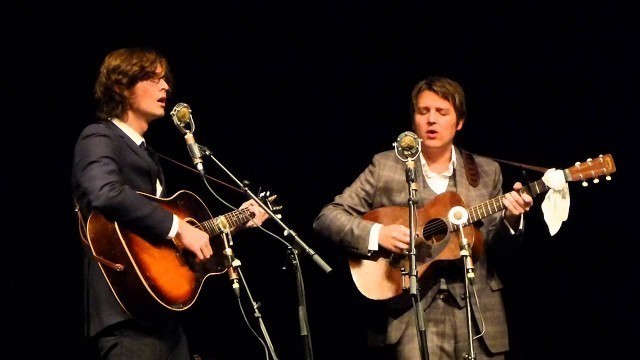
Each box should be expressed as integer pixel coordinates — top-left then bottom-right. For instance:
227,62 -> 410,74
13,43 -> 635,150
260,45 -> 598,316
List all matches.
171,103 -> 204,175
171,102 -> 193,134
394,131 -> 421,161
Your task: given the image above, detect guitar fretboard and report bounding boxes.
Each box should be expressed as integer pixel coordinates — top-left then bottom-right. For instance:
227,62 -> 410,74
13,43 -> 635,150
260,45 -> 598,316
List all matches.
466,178 -> 550,225
199,208 -> 255,236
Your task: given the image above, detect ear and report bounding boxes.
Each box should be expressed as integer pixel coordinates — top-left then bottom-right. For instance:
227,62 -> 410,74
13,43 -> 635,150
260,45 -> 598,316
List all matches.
114,85 -> 127,96
456,118 -> 464,131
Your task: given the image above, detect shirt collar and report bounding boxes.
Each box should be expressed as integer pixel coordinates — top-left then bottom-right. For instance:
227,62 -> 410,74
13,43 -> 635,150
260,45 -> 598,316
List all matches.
110,118 -> 145,146
420,146 -> 456,177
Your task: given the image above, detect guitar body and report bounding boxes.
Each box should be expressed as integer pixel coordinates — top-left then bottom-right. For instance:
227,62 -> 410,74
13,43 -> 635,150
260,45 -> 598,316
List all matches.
86,190 -> 227,323
351,191 -> 483,301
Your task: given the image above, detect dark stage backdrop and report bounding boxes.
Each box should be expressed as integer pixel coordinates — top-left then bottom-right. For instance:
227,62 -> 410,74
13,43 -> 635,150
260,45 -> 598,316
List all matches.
3,2 -> 636,359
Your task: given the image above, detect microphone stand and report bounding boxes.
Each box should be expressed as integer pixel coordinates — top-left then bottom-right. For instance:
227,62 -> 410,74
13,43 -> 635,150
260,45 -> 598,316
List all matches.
404,157 -> 429,360
221,221 -> 279,359
200,146 -> 328,360
171,106 -> 280,357
461,231 -> 475,360
462,252 -> 475,360
449,207 -> 475,360
287,247 -> 313,360
237,257 -> 280,360
394,132 -> 429,360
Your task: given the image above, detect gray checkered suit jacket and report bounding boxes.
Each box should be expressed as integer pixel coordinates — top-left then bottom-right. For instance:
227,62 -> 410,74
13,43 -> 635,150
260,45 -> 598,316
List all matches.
314,146 -> 521,354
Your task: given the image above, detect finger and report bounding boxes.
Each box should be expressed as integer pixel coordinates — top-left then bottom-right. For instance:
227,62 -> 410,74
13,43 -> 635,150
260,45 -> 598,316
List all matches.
395,235 -> 410,248
508,191 -> 524,206
513,193 -> 530,211
507,194 -> 522,209
393,242 -> 408,254
507,196 -> 528,215
502,197 -> 516,214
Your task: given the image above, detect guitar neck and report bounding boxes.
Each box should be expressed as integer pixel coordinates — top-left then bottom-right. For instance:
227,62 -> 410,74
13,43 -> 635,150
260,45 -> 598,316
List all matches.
200,208 -> 254,236
466,153 -> 617,224
466,178 -> 550,224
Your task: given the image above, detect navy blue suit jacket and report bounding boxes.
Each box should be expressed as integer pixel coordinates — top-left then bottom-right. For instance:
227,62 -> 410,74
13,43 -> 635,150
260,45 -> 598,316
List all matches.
72,120 -> 174,336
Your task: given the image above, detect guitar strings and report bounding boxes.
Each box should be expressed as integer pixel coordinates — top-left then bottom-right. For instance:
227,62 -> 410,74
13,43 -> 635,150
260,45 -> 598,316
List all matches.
194,208 -> 253,233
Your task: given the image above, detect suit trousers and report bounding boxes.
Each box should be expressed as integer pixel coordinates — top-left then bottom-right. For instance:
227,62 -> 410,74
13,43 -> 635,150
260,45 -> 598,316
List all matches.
94,319 -> 190,360
394,290 -> 505,360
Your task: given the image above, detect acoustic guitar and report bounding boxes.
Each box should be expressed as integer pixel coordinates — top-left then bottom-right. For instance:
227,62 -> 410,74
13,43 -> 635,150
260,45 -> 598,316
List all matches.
86,190 -> 280,323
349,154 -> 616,301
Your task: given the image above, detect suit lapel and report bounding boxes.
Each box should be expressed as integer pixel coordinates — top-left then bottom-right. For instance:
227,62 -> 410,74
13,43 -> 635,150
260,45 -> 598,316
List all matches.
145,144 -> 165,191
105,121 -> 160,190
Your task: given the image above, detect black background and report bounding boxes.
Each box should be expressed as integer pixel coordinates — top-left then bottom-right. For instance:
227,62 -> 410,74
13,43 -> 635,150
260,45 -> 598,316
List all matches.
2,2 -> 637,359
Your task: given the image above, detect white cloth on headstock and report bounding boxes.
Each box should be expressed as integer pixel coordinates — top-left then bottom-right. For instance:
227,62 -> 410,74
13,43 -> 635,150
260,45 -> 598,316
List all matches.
541,168 -> 570,236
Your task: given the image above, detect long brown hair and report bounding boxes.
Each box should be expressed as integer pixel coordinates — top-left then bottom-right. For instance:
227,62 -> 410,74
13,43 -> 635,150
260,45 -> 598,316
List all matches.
94,47 -> 173,120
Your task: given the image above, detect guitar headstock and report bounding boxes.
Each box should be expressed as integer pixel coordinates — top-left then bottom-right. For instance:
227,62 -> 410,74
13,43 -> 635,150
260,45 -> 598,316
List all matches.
259,190 -> 283,219
565,154 -> 616,186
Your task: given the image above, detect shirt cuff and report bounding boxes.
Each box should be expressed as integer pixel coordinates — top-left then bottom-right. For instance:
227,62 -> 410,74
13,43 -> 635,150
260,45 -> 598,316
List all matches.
167,214 -> 179,239
369,223 -> 382,251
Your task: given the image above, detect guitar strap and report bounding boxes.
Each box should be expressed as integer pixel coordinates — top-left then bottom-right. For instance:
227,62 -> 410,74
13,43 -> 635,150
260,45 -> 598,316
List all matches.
73,197 -> 90,246
73,197 -> 126,271
461,149 -> 479,187
461,148 -> 551,186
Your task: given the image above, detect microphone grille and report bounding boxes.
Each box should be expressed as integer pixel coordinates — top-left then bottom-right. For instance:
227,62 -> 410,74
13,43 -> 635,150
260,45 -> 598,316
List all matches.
171,103 -> 191,126
400,135 -> 416,150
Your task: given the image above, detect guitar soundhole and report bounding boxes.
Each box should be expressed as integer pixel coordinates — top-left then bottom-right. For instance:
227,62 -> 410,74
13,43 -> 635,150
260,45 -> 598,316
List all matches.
422,218 -> 449,245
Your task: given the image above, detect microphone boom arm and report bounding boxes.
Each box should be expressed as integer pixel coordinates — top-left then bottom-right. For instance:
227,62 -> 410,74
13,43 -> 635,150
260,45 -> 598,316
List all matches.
200,145 -> 332,274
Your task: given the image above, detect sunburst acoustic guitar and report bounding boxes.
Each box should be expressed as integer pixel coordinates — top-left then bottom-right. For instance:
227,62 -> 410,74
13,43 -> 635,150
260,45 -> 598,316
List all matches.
86,190 -> 280,324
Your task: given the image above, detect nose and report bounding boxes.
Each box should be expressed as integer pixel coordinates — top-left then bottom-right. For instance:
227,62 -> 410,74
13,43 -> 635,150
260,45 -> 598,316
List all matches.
426,112 -> 436,124
161,78 -> 170,91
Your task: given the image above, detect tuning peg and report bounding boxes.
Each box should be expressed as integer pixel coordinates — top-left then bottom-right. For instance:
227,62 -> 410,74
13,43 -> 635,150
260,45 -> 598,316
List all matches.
606,175 -> 612,181
593,178 -> 599,184
582,181 -> 588,187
